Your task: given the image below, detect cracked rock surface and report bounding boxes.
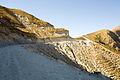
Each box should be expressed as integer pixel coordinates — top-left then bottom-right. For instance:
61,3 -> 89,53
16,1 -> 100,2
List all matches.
27,39 -> 120,80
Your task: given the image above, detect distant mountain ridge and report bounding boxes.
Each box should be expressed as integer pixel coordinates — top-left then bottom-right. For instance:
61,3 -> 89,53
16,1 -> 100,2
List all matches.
83,29 -> 120,53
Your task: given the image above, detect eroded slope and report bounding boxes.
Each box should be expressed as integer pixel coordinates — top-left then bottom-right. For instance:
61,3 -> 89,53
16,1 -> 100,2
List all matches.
26,38 -> 120,80
0,5 -> 71,46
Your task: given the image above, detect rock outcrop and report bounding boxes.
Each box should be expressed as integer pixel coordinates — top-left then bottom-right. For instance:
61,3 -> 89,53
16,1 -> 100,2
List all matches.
26,38 -> 120,80
1,5 -> 120,80
0,5 -> 71,46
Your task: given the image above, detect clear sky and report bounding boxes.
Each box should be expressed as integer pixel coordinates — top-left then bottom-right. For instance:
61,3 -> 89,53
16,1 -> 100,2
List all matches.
1,0 -> 120,37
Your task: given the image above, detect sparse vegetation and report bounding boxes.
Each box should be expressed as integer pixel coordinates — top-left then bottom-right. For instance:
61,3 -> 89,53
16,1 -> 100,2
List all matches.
0,5 -> 69,41
84,29 -> 120,54
9,8 -> 54,27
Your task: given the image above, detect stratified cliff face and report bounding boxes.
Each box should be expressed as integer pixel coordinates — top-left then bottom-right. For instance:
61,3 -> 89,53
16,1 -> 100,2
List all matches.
0,5 -> 70,46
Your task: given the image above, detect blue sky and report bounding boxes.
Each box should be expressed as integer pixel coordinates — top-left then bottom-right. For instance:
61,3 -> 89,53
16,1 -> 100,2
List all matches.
1,0 -> 120,37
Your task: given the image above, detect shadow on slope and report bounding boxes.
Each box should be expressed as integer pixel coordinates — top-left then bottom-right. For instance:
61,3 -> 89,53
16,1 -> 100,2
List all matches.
84,29 -> 120,53
26,43 -> 81,69
0,45 -> 111,80
108,31 -> 120,48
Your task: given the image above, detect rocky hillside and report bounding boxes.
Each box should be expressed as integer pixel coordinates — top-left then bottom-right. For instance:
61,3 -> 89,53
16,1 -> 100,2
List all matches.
81,29 -> 120,53
0,5 -> 53,28
112,25 -> 120,38
0,5 -> 71,46
26,37 -> 120,80
1,5 -> 120,80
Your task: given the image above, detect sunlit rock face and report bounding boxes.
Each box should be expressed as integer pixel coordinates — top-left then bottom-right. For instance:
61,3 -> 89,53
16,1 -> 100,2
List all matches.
0,5 -> 118,80
82,29 -> 120,54
51,40 -> 120,80
0,5 -> 71,46
27,38 -> 120,80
